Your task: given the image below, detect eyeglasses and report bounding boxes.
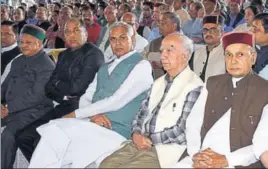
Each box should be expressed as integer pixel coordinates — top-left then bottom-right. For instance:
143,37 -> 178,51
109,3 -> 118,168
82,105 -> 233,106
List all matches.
202,27 -> 220,34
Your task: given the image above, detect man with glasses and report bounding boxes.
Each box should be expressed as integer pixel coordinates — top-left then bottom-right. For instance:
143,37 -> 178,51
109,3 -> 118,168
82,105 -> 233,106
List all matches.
28,22 -> 153,168
190,15 -> 226,82
15,18 -> 104,163
104,12 -> 148,62
1,24 -> 55,169
251,13 -> 268,80
1,21 -> 21,76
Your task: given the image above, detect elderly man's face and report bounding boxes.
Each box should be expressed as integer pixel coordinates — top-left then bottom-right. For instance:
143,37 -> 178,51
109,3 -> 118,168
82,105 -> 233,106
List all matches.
251,20 -> 268,46
1,25 -> 17,48
1,7 -> 9,21
13,8 -> 24,22
109,26 -> 134,57
225,44 -> 256,78
36,8 -> 47,21
64,20 -> 87,49
203,23 -> 222,45
160,35 -> 188,73
20,34 -> 42,56
203,0 -> 216,14
104,7 -> 117,24
159,14 -> 177,37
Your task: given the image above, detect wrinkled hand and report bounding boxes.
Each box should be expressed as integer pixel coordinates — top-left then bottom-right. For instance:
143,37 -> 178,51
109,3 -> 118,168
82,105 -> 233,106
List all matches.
132,132 -> 152,150
1,104 -> 9,118
62,112 -> 76,118
90,115 -> 112,129
192,148 -> 228,168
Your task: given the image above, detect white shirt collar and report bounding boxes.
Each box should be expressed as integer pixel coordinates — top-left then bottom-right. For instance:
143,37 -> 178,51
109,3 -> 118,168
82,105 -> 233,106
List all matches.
232,77 -> 243,88
114,50 -> 136,62
2,43 -> 18,53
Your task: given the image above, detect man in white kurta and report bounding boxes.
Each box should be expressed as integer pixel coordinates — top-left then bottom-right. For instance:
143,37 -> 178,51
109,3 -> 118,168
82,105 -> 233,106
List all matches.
172,32 -> 268,168
190,15 -> 226,82
28,22 -> 153,168
104,12 -> 149,62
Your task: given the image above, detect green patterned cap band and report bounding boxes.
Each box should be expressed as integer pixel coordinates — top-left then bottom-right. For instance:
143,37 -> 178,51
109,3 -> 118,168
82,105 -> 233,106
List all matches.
21,25 -> 46,41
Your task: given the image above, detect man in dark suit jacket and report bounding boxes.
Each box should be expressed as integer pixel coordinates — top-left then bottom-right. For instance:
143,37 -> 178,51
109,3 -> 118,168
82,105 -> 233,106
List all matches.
1,21 -> 21,75
35,7 -> 51,31
1,25 -> 55,169
15,18 -> 105,162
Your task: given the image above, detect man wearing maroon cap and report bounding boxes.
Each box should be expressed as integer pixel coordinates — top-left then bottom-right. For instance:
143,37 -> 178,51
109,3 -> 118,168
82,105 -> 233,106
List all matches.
225,0 -> 245,32
190,15 -> 226,82
171,32 -> 268,168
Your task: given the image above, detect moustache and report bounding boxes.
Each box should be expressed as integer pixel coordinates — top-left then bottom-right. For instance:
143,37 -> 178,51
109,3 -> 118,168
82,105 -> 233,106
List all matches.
205,35 -> 213,39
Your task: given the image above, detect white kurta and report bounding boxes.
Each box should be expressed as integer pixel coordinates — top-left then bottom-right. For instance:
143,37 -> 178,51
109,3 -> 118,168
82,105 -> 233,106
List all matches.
253,104 -> 268,159
104,34 -> 149,63
29,51 -> 154,168
171,78 -> 266,168
193,44 -> 225,82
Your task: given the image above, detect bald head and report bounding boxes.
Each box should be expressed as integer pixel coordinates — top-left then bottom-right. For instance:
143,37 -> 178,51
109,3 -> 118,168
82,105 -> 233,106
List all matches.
121,12 -> 138,30
122,12 -> 137,22
36,7 -> 47,21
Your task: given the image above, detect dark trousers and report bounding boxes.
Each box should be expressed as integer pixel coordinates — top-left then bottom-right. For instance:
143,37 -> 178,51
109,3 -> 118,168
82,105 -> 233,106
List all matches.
15,100 -> 79,163
1,107 -> 50,169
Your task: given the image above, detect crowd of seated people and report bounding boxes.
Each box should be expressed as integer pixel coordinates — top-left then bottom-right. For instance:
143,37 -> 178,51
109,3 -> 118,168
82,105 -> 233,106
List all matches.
1,0 -> 268,168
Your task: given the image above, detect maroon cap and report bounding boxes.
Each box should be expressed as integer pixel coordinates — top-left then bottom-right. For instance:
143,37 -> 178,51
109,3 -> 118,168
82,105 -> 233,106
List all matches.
222,32 -> 255,50
203,15 -> 225,26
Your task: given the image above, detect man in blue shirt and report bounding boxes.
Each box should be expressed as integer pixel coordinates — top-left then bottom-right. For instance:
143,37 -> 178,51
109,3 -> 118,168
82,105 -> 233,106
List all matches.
251,13 -> 268,80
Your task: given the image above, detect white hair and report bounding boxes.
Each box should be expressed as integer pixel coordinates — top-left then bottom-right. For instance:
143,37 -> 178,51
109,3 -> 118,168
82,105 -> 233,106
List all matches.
171,32 -> 194,60
109,21 -> 135,37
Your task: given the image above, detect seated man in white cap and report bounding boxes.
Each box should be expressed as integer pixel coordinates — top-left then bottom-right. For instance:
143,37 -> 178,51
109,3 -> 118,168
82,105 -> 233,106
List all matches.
172,32 -> 268,168
1,24 -> 55,169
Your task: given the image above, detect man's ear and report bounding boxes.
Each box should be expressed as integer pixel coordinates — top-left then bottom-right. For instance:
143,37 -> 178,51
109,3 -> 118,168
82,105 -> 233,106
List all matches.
135,22 -> 139,31
251,50 -> 257,65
